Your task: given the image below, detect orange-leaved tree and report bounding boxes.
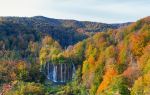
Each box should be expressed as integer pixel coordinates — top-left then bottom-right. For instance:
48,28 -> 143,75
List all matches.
96,66 -> 117,94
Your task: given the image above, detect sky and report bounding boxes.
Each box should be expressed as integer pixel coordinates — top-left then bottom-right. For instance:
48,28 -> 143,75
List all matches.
0,0 -> 150,23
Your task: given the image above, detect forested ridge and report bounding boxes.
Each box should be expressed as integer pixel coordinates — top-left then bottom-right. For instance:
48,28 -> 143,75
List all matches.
0,16 -> 150,95
0,16 -> 126,49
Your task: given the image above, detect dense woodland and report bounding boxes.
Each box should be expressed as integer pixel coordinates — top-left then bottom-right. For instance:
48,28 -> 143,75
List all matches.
0,16 -> 150,95
0,16 -> 125,49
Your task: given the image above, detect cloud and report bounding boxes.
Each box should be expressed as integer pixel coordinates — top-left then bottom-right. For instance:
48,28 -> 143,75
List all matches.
0,0 -> 150,23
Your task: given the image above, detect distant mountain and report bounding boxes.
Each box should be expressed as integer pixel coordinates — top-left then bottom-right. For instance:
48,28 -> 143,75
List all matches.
0,16 -> 130,32
0,16 -> 131,50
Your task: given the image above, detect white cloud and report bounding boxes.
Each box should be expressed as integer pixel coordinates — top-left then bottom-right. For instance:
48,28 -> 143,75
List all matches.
0,0 -> 42,16
0,0 -> 149,23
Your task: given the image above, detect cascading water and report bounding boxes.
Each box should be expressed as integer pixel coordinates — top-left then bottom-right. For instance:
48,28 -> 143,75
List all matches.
60,64 -> 63,82
53,64 -> 57,82
46,62 -> 76,83
72,64 -> 76,78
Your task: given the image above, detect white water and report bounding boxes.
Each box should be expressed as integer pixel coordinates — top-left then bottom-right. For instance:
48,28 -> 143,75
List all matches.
47,62 -> 50,79
53,64 -> 57,82
46,63 -> 75,83
60,64 -> 63,82
72,63 -> 76,78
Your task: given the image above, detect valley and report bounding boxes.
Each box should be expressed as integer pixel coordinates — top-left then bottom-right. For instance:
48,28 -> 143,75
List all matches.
0,16 -> 150,95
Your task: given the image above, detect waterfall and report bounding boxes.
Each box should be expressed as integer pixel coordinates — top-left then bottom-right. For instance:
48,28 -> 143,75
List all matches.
72,64 -> 76,78
53,64 -> 57,82
46,62 -> 76,83
64,64 -> 66,82
60,64 -> 63,82
47,62 -> 50,79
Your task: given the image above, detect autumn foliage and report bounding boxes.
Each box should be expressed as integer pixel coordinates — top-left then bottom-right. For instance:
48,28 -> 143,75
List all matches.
0,16 -> 150,95
96,67 -> 117,94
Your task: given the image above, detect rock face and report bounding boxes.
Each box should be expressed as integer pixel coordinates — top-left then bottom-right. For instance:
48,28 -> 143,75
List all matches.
45,62 -> 76,83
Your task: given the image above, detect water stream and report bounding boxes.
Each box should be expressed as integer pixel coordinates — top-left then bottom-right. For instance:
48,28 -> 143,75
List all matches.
46,62 -> 76,83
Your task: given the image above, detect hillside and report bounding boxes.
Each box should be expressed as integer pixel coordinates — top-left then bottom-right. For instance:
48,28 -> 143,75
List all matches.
38,16 -> 150,94
37,17 -> 150,95
61,16 -> 150,95
0,16 -> 129,49
77,16 -> 150,95
0,16 -> 149,95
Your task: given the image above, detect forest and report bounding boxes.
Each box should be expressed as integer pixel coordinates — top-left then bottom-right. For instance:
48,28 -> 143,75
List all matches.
0,16 -> 150,95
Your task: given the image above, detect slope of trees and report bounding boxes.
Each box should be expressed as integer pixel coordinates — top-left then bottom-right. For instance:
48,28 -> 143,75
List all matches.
0,16 -> 150,95
0,16 -> 125,49
38,16 -> 149,95
68,16 -> 150,95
